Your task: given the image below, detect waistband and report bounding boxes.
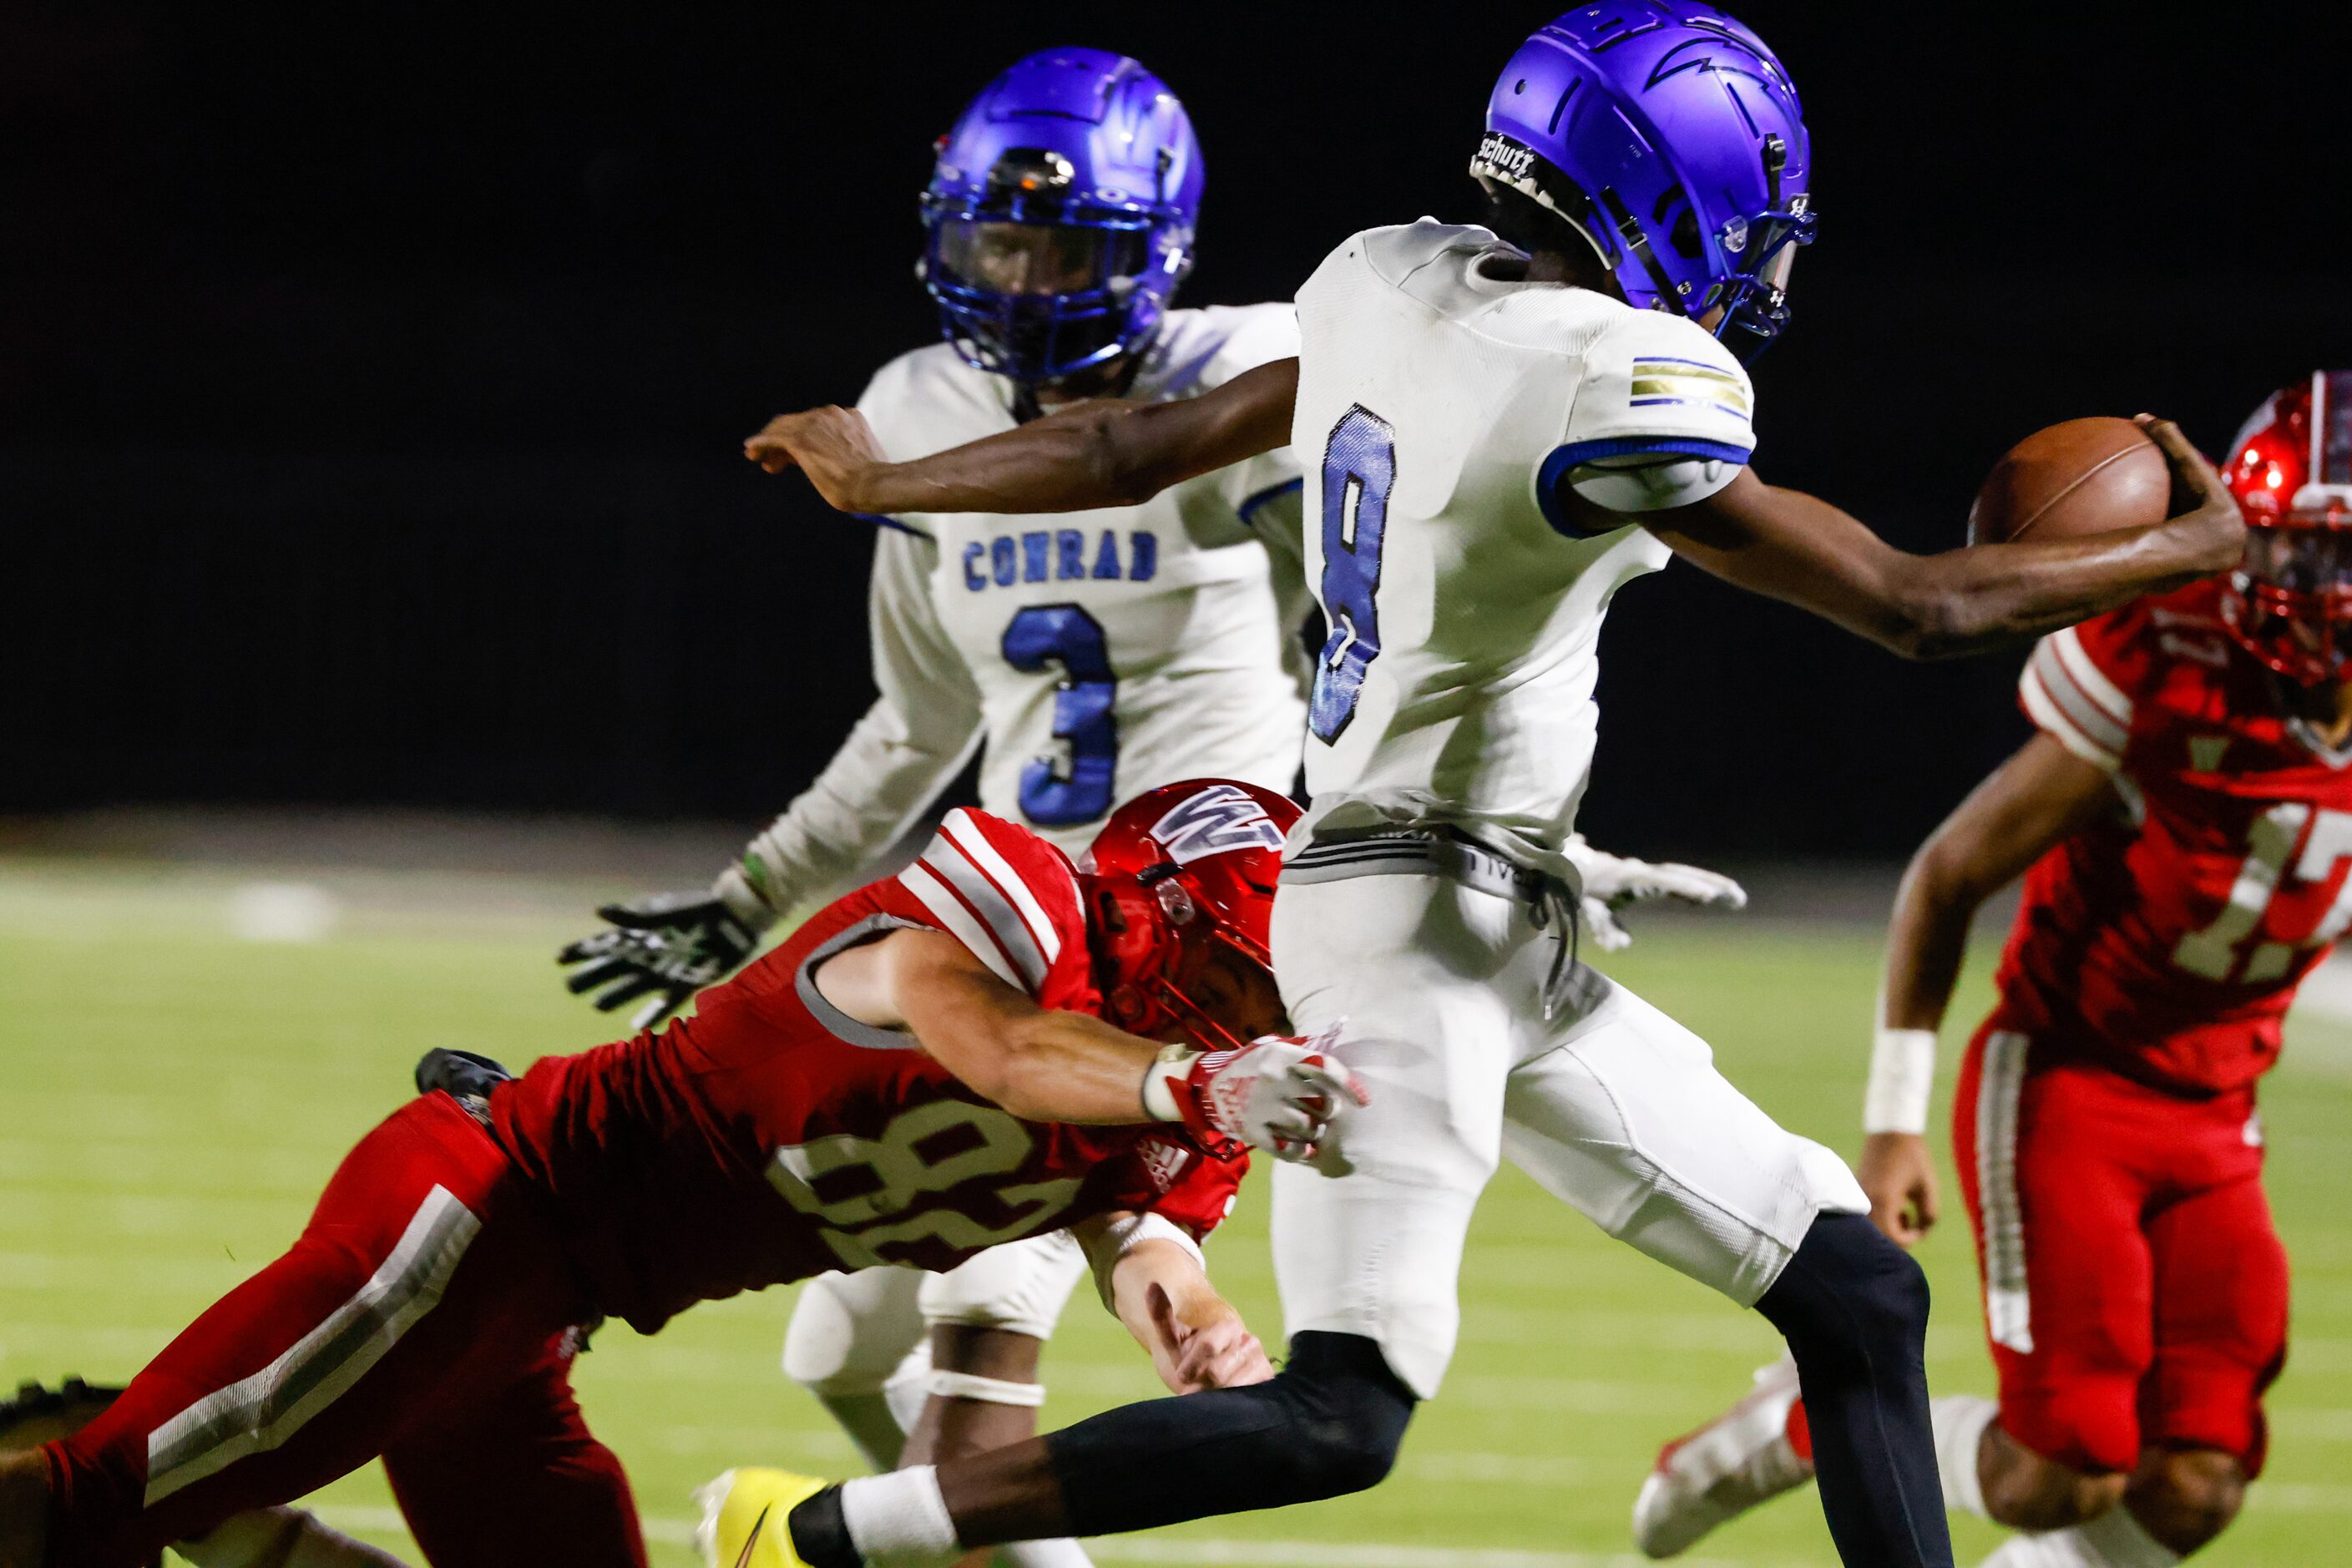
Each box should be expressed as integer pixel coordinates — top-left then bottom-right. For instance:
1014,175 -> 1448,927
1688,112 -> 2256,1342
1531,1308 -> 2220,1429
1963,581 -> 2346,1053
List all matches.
1283,827 -> 1587,1016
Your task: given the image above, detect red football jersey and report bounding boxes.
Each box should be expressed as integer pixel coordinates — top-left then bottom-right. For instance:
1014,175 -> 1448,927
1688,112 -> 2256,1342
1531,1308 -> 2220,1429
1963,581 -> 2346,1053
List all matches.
493,807 -> 1246,1334
2000,578 -> 2352,1092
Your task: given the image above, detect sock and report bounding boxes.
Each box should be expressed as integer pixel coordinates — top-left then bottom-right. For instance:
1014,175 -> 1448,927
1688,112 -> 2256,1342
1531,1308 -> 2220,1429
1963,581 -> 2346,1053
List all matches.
1932,1395 -> 1997,1520
1975,1507 -> 2182,1568
820,1391 -> 912,1474
2077,1505 -> 2183,1567
839,1466 -> 959,1568
176,1508 -> 408,1568
999,1540 -> 1095,1568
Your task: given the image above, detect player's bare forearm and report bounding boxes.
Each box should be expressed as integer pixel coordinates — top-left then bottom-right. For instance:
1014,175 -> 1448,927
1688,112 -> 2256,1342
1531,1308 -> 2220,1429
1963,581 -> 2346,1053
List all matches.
1637,422 -> 2243,659
1881,734 -> 2118,1031
746,358 -> 1299,517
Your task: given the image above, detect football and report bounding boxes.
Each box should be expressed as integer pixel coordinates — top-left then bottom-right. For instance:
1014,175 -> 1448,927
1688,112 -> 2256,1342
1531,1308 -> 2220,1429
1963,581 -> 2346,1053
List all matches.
1966,415 -> 2173,546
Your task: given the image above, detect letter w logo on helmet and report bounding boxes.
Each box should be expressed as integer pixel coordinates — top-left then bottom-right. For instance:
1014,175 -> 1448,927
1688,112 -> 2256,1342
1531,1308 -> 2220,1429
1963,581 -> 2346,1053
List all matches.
1151,784 -> 1287,865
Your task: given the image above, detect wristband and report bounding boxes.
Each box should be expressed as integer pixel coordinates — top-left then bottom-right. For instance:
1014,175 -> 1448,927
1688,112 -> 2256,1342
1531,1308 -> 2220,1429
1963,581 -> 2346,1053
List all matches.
1863,1027 -> 1938,1135
1141,1043 -> 1196,1124
1084,1211 -> 1205,1308
712,862 -> 784,931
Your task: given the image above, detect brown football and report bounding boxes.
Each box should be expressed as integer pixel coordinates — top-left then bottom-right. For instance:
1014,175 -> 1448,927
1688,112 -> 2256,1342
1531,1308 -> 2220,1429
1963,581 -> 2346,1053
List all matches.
1967,416 -> 2172,546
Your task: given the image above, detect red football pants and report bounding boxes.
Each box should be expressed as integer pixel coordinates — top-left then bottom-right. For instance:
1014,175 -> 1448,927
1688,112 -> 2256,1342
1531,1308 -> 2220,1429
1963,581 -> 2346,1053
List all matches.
1951,1019 -> 2289,1477
42,1092 -> 645,1568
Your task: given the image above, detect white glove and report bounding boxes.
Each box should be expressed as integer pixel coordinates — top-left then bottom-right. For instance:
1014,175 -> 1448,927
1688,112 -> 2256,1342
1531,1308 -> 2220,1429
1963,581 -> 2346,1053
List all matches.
1144,1022 -> 1368,1175
1563,834 -> 1747,953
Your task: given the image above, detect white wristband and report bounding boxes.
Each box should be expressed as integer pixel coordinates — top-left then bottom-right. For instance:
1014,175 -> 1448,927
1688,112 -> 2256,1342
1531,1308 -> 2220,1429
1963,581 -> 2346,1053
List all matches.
1085,1211 -> 1204,1308
1863,1027 -> 1938,1135
1141,1044 -> 1195,1123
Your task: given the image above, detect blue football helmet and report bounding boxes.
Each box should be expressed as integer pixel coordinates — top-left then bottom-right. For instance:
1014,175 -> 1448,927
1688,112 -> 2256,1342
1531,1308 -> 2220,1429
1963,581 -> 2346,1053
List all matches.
921,48 -> 1204,387
1469,3 -> 1816,360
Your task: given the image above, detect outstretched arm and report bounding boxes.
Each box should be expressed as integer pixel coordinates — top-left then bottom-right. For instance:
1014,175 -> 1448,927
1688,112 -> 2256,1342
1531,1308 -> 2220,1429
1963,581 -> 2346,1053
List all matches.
1601,418 -> 2243,660
1859,734 -> 2117,1242
813,928 -> 1364,1152
746,357 -> 1301,517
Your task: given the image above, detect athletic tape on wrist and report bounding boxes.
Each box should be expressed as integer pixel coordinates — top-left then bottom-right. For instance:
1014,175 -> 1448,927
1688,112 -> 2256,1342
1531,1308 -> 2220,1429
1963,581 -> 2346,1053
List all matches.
1084,1211 -> 1205,1308
923,1370 -> 1047,1407
1141,1049 -> 1194,1124
1863,1027 -> 1937,1135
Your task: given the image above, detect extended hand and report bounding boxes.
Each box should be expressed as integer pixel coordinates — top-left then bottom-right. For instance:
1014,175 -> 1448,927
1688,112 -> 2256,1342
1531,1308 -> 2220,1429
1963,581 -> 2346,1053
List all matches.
1146,1283 -> 1275,1393
1856,1130 -> 1940,1247
743,406 -> 888,511
557,892 -> 763,1030
1564,835 -> 1748,953
1161,1023 -> 1368,1174
2136,413 -> 2247,576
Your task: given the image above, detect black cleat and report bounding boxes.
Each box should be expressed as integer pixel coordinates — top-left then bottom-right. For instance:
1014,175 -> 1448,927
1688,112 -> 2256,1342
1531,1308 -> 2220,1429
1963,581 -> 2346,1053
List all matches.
0,1377 -> 124,1451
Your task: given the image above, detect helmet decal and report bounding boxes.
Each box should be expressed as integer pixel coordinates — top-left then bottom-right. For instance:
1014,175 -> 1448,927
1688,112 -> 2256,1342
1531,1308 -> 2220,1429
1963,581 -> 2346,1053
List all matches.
1150,783 -> 1288,865
1473,4 -> 1814,361
1080,780 -> 1300,1055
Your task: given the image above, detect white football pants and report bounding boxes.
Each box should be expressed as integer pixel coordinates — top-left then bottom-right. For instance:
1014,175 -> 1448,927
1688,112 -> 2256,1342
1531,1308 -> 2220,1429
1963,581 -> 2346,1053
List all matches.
1270,869 -> 1866,1399
781,1229 -> 1090,1399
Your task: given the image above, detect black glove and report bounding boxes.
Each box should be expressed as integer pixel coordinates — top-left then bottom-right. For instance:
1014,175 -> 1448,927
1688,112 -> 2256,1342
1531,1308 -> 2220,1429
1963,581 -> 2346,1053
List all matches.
557,892 -> 762,1029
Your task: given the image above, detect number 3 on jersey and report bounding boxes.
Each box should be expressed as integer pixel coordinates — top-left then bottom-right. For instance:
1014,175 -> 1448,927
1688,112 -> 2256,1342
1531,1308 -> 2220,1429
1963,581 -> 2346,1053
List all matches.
1004,604 -> 1118,827
1311,405 -> 1395,742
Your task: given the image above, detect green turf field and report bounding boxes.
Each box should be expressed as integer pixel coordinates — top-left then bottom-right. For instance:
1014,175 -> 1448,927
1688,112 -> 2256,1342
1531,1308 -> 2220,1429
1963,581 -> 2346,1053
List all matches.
5,861 -> 2350,1566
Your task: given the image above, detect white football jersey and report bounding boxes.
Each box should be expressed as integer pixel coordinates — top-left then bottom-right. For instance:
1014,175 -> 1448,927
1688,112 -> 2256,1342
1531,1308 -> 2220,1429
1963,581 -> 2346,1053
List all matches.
1289,220 -> 1758,878
736,305 -> 1309,913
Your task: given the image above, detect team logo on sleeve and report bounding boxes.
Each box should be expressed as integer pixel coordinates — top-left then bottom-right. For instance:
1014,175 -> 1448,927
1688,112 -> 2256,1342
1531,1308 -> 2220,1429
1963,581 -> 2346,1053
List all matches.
1151,785 -> 1288,864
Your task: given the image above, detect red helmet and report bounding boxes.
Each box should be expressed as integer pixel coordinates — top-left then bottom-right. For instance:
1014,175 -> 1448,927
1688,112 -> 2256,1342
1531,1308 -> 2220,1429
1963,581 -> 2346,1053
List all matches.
2222,370 -> 2352,685
1078,778 -> 1299,1053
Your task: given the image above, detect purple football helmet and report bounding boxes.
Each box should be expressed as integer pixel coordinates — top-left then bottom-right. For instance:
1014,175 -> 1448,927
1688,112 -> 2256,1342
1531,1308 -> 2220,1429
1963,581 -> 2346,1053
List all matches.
1469,3 -> 1816,360
920,48 -> 1204,387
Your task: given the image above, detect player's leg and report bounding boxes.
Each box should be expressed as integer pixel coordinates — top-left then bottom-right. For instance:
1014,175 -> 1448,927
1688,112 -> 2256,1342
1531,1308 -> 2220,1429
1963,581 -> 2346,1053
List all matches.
1497,978 -> 1948,1567
910,1233 -> 1095,1568
381,1328 -> 644,1568
0,1378 -> 405,1568
2103,1156 -> 2286,1558
783,1268 -> 931,1471
1942,1040 -> 2177,1568
21,1093 -> 600,1568
756,872 -> 1510,1566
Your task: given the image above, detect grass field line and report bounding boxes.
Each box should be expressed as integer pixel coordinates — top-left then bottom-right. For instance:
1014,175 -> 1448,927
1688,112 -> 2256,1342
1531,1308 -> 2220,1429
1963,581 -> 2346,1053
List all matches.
303,1505 -> 1789,1566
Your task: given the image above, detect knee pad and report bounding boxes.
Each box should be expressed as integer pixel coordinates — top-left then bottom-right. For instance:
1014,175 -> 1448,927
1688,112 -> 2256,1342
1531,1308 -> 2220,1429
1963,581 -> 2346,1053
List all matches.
918,1232 -> 1087,1341
781,1274 -> 925,1397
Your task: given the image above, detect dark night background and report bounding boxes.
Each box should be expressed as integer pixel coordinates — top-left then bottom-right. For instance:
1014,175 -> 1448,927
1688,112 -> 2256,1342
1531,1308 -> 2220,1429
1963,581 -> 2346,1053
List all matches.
9,1 -> 2350,860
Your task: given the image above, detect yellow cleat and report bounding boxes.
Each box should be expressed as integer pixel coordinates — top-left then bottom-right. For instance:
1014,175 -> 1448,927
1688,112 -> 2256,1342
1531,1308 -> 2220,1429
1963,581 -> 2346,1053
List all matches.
694,1467 -> 829,1568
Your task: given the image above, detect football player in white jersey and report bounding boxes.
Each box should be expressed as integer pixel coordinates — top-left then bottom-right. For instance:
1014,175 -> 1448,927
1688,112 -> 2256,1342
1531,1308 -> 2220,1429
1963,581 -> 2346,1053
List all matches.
563,42 -> 1742,1568
708,9 -> 2246,1565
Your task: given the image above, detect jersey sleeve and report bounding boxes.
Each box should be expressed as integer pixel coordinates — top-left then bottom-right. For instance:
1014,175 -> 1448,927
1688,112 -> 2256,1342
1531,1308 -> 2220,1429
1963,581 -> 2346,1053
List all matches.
724,524 -> 984,920
2017,605 -> 2156,773
1543,311 -> 1757,519
1134,1140 -> 1248,1241
892,807 -> 1089,999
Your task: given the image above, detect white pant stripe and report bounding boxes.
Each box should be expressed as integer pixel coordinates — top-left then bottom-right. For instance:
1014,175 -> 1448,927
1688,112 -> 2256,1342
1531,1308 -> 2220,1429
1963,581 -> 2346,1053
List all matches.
1975,1032 -> 2036,1354
143,1185 -> 482,1505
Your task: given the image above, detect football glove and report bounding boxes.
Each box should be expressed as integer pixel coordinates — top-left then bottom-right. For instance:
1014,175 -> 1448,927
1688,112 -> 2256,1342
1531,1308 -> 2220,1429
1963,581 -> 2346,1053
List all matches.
1146,1023 -> 1368,1175
558,892 -> 762,1029
1563,834 -> 1747,953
